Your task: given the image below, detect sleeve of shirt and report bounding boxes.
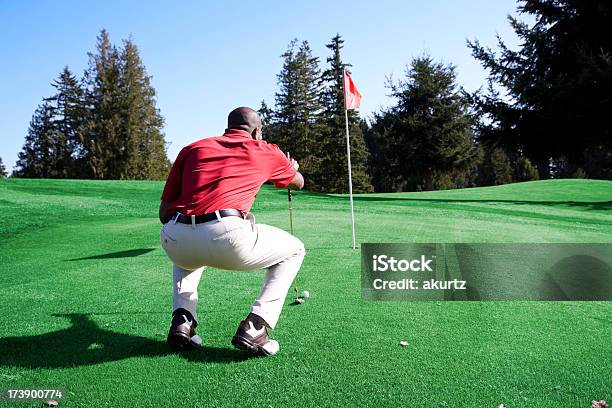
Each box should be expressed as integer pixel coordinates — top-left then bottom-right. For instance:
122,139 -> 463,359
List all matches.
265,143 -> 297,188
160,148 -> 186,202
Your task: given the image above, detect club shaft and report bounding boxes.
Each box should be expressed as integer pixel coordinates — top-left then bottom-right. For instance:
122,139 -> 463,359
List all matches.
288,189 -> 298,298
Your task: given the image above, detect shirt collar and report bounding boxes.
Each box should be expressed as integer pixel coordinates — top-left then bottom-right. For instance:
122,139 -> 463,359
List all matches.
224,129 -> 252,139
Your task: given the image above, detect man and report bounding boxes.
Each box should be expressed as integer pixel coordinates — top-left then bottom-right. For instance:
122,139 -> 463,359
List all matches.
158,107 -> 305,356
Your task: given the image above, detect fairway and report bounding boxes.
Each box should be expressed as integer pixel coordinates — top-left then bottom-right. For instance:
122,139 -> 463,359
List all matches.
0,178 -> 611,407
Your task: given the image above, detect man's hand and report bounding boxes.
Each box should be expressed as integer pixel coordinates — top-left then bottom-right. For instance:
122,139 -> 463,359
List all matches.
287,172 -> 304,190
286,152 -> 299,171
285,152 -> 304,190
159,200 -> 172,224
290,158 -> 299,171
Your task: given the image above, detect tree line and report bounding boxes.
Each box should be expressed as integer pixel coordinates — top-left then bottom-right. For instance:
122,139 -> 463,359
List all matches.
10,29 -> 168,180
4,0 -> 611,190
262,0 -> 611,193
262,34 -> 537,193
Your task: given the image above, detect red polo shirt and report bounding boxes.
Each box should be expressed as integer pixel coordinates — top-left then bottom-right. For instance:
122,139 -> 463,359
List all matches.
161,129 -> 296,216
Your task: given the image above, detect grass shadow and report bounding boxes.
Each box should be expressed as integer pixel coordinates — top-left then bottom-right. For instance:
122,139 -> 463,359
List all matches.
68,248 -> 156,261
0,313 -> 249,369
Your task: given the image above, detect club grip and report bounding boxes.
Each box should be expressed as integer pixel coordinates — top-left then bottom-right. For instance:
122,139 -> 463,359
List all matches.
287,189 -> 292,201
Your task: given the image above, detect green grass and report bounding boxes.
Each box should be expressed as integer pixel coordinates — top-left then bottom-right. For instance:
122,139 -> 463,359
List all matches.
0,178 -> 610,407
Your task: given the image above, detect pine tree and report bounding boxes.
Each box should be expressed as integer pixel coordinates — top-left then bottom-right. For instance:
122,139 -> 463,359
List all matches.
118,38 -> 168,179
0,157 -> 7,178
270,39 -> 298,150
83,29 -> 122,179
468,0 -> 612,179
479,146 -> 513,185
364,110 -> 400,192
258,100 -> 279,143
14,102 -> 57,178
45,66 -> 87,178
14,67 -> 86,179
318,34 -> 372,193
583,147 -> 612,180
514,156 -> 539,182
271,39 -> 324,190
369,56 -> 476,191
258,100 -> 273,129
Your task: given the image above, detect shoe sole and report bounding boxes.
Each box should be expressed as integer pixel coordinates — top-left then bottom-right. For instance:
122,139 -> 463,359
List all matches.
231,335 -> 272,356
167,331 -> 191,351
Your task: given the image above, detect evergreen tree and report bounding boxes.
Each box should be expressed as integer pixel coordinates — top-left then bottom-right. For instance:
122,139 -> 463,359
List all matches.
258,100 -> 280,145
514,156 -> 539,182
364,110 -> 401,192
81,30 -> 168,180
368,56 -> 476,191
490,148 -> 513,185
271,39 -> 299,151
83,29 -> 122,179
14,102 -> 57,178
478,146 -> 513,185
468,0 -> 612,179
118,38 -> 168,179
45,66 -> 87,178
258,100 -> 274,130
583,147 -> 612,180
0,157 -> 7,178
318,34 -> 372,193
15,67 -> 86,179
271,39 -> 324,190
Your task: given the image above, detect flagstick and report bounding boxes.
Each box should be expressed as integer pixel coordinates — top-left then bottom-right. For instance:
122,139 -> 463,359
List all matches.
342,70 -> 361,250
343,107 -> 357,250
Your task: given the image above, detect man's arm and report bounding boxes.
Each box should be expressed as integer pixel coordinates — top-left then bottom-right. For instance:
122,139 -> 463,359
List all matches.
159,200 -> 172,224
159,146 -> 188,224
285,156 -> 304,190
267,148 -> 304,190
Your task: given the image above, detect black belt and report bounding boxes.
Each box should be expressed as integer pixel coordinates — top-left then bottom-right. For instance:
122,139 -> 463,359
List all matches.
172,209 -> 244,224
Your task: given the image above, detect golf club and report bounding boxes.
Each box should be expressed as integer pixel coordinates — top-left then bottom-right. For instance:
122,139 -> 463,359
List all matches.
286,151 -> 305,305
288,187 -> 304,305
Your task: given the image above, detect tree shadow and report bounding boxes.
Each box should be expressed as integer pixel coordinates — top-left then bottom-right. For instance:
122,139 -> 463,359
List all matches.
350,195 -> 612,210
67,248 -> 157,261
0,313 -> 249,369
338,197 -> 612,226
269,187 -> 612,213
360,196 -> 611,209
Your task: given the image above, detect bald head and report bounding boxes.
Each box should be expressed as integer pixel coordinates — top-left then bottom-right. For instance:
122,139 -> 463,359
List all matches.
227,107 -> 262,138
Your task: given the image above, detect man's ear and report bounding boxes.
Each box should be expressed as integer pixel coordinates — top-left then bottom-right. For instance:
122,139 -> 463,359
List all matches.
252,127 -> 262,140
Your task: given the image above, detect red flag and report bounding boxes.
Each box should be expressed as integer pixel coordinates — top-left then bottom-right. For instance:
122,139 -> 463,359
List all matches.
343,71 -> 362,110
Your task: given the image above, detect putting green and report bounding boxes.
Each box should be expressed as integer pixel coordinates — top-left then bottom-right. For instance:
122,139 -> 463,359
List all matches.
0,178 -> 610,407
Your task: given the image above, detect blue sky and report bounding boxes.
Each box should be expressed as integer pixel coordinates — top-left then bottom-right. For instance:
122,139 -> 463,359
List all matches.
0,0 -> 527,171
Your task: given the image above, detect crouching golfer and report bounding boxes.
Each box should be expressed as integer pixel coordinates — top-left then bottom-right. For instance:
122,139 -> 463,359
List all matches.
158,107 -> 305,356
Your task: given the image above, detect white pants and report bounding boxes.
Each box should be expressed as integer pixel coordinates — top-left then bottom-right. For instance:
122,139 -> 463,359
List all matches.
160,212 -> 305,329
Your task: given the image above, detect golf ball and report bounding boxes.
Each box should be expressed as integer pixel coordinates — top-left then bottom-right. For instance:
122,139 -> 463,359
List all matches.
399,340 -> 409,347
300,290 -> 310,298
